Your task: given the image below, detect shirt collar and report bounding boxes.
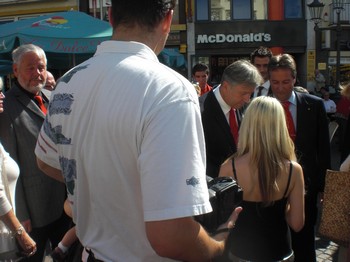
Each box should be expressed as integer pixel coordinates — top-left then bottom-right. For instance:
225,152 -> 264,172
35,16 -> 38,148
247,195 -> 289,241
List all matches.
262,80 -> 270,89
255,80 -> 270,91
288,91 -> 297,106
16,79 -> 45,101
213,84 -> 231,115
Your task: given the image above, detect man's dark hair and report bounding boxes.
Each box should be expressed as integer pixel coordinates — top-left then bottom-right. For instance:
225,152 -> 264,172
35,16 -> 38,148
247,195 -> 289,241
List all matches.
192,63 -> 209,76
268,54 -> 297,79
110,0 -> 176,30
250,46 -> 273,63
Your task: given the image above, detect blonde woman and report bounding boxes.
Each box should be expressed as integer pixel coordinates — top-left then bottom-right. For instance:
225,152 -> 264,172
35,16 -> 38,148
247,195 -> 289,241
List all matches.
0,86 -> 36,259
219,96 -> 305,261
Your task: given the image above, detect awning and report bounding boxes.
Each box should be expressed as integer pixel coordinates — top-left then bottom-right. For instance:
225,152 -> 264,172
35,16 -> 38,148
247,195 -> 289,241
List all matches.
0,60 -> 12,76
158,48 -> 187,69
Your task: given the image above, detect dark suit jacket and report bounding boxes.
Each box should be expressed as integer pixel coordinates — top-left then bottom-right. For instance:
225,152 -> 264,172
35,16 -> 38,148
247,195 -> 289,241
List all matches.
199,90 -> 242,178
341,116 -> 350,162
0,83 -> 66,227
294,91 -> 331,194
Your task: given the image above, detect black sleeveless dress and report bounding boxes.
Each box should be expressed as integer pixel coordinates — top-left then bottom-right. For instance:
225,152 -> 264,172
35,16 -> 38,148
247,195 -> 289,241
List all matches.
227,160 -> 293,262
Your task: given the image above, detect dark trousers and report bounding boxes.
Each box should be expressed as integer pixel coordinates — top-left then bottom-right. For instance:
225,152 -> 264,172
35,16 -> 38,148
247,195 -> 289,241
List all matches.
86,249 -> 104,262
23,211 -> 71,262
291,192 -> 318,262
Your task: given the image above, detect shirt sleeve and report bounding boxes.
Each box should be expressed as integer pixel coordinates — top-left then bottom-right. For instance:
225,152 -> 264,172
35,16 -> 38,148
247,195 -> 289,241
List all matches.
139,98 -> 211,221
35,117 -> 61,170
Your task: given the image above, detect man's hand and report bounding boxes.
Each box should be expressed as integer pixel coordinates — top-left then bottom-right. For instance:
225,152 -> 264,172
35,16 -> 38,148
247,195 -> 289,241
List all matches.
145,206 -> 243,261
212,206 -> 243,242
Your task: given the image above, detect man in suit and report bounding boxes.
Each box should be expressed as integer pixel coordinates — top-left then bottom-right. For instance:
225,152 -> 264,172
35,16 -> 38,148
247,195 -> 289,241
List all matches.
268,54 -> 331,262
199,60 -> 262,178
250,46 -> 273,98
0,44 -> 70,261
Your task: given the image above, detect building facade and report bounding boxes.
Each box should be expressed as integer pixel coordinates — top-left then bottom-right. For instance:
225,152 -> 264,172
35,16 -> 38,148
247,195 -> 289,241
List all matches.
0,0 -> 79,23
0,0 -> 188,74
1,0 -> 349,87
186,0 -> 350,89
310,0 -> 350,91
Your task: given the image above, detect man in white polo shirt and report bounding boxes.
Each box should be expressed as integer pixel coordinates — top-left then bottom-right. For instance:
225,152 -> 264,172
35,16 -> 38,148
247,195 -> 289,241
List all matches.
35,0 -> 241,261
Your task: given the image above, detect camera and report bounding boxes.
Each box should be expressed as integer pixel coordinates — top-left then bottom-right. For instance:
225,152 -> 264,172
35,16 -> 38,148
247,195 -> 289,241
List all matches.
195,176 -> 243,233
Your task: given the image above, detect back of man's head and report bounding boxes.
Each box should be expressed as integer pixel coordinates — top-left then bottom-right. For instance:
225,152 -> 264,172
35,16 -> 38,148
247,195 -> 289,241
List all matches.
221,60 -> 262,88
110,0 -> 176,30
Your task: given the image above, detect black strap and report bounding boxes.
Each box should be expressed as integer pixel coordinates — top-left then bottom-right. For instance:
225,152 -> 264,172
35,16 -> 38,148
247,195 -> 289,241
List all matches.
283,162 -> 293,197
231,158 -> 238,182
232,158 -> 292,198
86,248 -> 104,262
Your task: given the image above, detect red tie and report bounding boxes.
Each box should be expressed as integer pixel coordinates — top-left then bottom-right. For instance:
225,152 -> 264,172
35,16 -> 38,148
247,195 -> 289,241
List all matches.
34,95 -> 47,115
229,108 -> 239,144
281,101 -> 296,141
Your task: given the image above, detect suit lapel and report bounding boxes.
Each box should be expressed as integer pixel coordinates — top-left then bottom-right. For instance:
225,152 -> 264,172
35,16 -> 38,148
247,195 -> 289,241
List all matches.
41,88 -> 51,101
12,84 -> 46,119
295,92 -> 311,144
206,91 -> 234,144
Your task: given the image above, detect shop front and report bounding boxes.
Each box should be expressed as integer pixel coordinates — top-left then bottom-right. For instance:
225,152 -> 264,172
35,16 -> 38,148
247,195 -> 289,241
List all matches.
192,20 -> 307,86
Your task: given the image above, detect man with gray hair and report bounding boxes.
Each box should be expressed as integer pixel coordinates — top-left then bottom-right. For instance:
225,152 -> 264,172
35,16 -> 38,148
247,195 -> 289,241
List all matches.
0,44 -> 70,262
200,60 -> 262,178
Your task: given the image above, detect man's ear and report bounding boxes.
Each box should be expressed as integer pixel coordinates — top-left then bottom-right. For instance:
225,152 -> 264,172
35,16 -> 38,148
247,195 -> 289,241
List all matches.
221,80 -> 229,90
162,10 -> 173,34
108,7 -> 114,27
12,64 -> 18,78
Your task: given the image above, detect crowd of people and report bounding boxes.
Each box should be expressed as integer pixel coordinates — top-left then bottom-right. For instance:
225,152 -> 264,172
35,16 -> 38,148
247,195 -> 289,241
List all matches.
0,0 -> 349,261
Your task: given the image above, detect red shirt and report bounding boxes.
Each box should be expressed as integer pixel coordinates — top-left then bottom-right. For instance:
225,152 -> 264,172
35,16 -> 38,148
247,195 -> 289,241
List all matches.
336,96 -> 350,118
200,84 -> 213,96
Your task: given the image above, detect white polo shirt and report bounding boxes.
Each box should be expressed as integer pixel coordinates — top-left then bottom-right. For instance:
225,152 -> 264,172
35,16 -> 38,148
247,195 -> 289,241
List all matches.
35,41 -> 211,261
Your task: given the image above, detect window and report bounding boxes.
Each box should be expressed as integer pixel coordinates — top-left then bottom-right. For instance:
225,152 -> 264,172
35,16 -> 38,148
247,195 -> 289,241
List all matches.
172,0 -> 180,24
195,0 -> 269,21
196,0 -> 209,20
284,0 -> 302,19
211,0 -> 231,21
232,0 -> 251,20
253,0 -> 267,20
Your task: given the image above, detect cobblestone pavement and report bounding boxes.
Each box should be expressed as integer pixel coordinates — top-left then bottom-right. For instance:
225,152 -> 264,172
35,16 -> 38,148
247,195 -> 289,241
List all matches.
316,234 -> 340,261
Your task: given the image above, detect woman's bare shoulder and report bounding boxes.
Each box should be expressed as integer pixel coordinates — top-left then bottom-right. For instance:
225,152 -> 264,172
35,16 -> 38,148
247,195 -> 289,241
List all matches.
219,159 -> 233,177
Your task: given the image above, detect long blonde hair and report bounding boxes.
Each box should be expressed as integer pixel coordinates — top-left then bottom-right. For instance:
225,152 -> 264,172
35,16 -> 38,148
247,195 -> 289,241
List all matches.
235,96 -> 296,205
